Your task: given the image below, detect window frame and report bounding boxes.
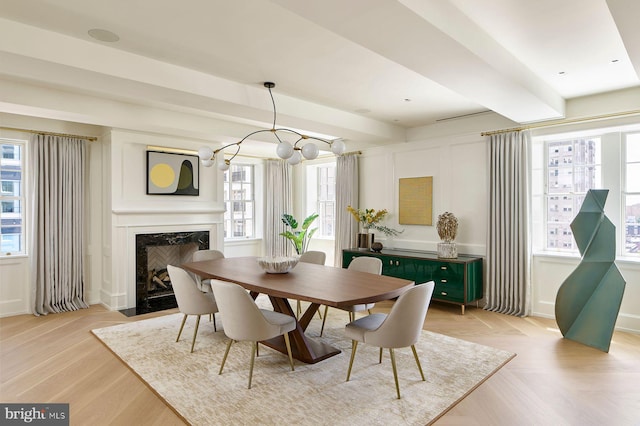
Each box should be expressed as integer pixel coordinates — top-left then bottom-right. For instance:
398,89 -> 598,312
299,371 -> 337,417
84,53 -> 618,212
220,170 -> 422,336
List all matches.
532,125 -> 640,260
0,138 -> 27,256
223,163 -> 255,240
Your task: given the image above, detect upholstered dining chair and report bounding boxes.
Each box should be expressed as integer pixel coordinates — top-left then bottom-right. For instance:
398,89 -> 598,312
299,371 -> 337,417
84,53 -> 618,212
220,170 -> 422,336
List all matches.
191,249 -> 225,292
297,251 -> 327,318
166,265 -> 219,353
345,281 -> 435,399
320,256 -> 383,336
211,280 -> 296,389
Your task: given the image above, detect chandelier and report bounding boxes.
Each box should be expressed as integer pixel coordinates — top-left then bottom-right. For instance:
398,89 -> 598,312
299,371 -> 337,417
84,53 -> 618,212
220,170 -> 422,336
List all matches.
198,82 -> 346,170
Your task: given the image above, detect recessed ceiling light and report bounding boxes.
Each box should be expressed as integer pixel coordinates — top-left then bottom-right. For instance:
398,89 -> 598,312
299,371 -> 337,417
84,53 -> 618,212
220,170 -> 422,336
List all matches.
88,28 -> 120,43
558,71 -> 566,75
611,59 -> 619,63
403,98 -> 411,102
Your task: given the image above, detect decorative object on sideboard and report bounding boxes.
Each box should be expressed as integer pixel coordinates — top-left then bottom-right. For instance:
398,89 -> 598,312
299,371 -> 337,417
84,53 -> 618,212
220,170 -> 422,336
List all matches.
347,206 -> 403,251
279,213 -> 318,255
197,82 -> 346,171
371,242 -> 384,252
437,212 -> 458,258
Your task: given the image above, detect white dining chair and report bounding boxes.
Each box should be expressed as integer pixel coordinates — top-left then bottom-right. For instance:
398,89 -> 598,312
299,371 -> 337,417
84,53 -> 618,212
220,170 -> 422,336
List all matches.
320,256 -> 383,336
191,249 -> 225,292
297,251 -> 327,318
211,280 -> 296,389
166,265 -> 219,353
345,281 -> 435,399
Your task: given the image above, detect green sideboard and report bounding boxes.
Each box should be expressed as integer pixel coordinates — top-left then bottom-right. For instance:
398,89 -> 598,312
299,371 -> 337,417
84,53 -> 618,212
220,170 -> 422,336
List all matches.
342,248 -> 483,314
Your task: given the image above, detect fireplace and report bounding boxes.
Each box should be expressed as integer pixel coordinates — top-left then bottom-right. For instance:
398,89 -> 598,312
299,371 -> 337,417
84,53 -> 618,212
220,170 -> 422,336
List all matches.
132,231 -> 209,315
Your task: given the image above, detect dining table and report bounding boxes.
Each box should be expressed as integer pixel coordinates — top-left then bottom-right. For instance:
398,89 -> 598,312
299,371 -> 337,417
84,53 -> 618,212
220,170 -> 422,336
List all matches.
181,256 -> 414,364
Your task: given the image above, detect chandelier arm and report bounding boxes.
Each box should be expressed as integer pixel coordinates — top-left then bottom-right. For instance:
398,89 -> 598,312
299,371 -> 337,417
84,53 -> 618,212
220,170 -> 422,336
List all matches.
274,128 -> 332,146
228,144 -> 242,162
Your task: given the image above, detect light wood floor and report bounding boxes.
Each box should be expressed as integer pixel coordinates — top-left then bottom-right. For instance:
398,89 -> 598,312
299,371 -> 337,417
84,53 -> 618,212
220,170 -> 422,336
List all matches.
1,302 -> 639,426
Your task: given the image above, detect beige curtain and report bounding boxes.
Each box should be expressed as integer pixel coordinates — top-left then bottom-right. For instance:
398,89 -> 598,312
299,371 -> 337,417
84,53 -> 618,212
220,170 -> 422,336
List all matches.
264,159 -> 293,257
485,130 -> 531,316
29,134 -> 88,315
333,153 -> 359,266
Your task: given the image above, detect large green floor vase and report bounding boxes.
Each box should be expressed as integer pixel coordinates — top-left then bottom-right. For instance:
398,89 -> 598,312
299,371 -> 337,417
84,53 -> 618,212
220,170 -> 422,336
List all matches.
555,189 -> 626,352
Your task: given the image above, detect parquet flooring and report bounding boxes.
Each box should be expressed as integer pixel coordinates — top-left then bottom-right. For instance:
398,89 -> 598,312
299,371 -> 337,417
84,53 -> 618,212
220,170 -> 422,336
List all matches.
1,301 -> 638,425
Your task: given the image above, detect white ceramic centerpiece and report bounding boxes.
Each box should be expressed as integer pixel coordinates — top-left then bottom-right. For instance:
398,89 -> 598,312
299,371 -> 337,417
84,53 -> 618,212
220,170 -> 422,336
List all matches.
256,256 -> 300,274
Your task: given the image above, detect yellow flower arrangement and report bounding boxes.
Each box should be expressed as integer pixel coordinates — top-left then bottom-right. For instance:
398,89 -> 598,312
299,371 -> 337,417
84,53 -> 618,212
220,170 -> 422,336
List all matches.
347,206 -> 403,236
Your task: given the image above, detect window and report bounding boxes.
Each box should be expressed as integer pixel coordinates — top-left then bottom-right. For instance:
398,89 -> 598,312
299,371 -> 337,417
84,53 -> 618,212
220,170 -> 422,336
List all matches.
1,141 -> 25,255
316,165 -> 336,237
541,138 -> 601,252
624,133 -> 640,254
223,164 -> 254,238
533,125 -> 640,258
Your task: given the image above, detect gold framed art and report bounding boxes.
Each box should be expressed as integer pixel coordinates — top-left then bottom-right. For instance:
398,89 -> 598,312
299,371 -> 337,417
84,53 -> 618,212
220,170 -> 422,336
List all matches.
399,176 -> 433,225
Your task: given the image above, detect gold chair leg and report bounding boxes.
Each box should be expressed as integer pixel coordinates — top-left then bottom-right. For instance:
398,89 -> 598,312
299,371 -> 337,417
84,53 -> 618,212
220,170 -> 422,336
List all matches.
320,305 -> 329,336
379,347 -> 383,364
219,339 -> 233,374
296,300 -> 301,319
256,342 -> 259,357
389,348 -> 401,399
346,340 -> 358,381
283,332 -> 295,371
411,345 -> 426,381
248,341 -> 257,389
349,312 -> 354,322
368,309 -> 373,315
176,314 -> 188,342
190,315 -> 201,353
212,313 -> 217,332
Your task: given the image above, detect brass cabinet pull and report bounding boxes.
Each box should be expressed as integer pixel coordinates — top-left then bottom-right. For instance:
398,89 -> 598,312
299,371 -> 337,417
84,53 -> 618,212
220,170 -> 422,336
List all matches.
441,279 -> 447,283
440,291 -> 448,296
440,266 -> 447,270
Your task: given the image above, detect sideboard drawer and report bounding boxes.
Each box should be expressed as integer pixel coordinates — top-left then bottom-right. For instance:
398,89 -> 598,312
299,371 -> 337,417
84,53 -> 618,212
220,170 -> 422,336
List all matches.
433,280 -> 464,302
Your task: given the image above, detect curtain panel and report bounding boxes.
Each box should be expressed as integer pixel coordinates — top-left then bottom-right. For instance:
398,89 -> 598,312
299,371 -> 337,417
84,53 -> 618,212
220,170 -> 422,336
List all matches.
334,153 -> 359,267
29,134 -> 89,315
264,159 -> 293,257
485,131 -> 531,317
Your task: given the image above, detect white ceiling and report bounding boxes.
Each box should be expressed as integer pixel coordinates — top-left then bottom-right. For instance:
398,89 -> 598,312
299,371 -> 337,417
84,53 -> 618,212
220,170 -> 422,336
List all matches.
0,0 -> 638,150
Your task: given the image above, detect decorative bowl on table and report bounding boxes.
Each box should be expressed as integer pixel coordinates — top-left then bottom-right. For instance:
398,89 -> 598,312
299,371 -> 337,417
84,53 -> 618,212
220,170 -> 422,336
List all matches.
256,256 -> 300,274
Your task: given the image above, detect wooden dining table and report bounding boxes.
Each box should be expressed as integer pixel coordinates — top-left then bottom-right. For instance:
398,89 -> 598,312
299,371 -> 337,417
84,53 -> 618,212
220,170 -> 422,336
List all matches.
181,256 -> 414,364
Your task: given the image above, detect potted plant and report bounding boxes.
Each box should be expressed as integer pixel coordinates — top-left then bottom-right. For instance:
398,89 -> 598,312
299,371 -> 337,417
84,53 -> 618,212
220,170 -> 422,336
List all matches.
347,206 -> 403,250
280,213 -> 319,255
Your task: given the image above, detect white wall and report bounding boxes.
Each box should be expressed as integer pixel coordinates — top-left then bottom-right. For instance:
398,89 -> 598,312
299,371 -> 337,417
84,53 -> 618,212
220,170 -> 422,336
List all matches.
358,133 -> 487,256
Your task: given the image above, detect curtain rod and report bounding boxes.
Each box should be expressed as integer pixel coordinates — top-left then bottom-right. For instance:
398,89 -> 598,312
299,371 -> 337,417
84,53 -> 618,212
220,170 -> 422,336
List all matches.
0,126 -> 98,141
480,109 -> 640,137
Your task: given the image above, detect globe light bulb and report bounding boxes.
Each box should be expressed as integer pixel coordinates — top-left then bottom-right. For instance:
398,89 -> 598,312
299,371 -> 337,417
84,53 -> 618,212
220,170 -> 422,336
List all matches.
217,159 -> 230,171
201,158 -> 214,167
331,139 -> 346,155
198,146 -> 214,161
287,150 -> 302,165
276,141 -> 294,159
301,143 -> 319,160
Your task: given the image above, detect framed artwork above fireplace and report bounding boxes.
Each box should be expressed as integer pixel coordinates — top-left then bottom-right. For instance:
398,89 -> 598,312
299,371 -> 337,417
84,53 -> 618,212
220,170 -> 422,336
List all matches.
146,150 -> 199,195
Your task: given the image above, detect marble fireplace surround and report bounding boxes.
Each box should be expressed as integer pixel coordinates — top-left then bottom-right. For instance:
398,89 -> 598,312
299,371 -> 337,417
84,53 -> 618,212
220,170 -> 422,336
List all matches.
135,231 -> 209,313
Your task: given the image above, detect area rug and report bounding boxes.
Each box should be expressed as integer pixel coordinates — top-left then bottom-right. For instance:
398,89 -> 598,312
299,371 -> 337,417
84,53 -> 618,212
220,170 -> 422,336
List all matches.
92,302 -> 515,425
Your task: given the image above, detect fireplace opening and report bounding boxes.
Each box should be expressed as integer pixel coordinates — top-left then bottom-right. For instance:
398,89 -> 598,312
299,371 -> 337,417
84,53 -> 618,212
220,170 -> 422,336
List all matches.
123,231 -> 209,316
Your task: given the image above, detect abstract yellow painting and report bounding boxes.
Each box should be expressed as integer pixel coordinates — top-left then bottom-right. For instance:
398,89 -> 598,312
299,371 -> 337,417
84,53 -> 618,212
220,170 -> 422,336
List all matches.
147,151 -> 199,195
399,176 -> 433,225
